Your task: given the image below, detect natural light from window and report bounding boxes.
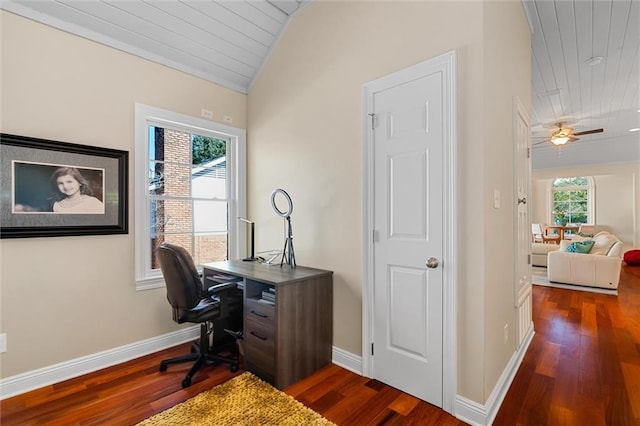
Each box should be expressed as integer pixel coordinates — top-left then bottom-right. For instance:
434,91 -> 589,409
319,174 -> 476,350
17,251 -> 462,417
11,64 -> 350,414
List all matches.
551,176 -> 594,225
135,104 -> 246,290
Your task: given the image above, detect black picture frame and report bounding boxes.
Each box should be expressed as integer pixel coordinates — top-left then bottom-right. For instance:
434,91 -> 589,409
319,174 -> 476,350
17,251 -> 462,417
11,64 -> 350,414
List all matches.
0,133 -> 128,238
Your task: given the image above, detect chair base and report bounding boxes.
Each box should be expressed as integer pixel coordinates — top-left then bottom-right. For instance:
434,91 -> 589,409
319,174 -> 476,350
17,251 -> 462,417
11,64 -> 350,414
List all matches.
159,324 -> 240,388
159,350 -> 239,387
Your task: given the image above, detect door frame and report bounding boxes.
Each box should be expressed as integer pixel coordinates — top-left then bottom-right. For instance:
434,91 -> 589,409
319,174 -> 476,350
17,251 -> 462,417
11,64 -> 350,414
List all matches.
361,50 -> 457,414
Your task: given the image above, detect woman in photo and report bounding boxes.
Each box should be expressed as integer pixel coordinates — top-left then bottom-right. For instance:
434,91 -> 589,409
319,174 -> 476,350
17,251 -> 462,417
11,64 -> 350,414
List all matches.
50,167 -> 104,213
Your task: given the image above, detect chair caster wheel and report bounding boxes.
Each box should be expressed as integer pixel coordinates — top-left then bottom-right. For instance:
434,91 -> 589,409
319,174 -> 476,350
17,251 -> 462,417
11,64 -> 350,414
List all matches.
182,377 -> 191,388
230,364 -> 238,373
159,364 -> 168,372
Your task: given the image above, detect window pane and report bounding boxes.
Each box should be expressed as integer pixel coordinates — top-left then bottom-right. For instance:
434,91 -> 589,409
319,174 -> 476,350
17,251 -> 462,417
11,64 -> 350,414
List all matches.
194,234 -> 228,264
149,162 -> 191,197
149,126 -> 191,163
150,199 -> 194,235
150,234 -> 194,270
553,177 -> 587,188
194,200 -> 227,233
192,135 -> 226,165
192,163 -> 226,199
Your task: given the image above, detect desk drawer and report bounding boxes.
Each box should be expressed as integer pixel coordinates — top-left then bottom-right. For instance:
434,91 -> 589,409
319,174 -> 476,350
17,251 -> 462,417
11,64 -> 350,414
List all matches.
245,299 -> 275,326
244,318 -> 275,373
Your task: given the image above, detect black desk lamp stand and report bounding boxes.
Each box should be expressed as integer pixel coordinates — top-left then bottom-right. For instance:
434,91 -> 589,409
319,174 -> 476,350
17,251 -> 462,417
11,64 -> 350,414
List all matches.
238,217 -> 255,261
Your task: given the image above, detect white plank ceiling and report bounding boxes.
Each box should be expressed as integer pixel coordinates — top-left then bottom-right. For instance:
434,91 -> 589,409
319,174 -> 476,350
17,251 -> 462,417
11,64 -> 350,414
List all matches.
1,0 -> 304,94
523,0 -> 640,158
2,0 -> 639,162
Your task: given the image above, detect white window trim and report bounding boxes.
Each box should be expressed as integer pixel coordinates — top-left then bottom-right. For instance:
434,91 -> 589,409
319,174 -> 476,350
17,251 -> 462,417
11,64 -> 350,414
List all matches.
547,176 -> 595,225
134,103 -> 246,291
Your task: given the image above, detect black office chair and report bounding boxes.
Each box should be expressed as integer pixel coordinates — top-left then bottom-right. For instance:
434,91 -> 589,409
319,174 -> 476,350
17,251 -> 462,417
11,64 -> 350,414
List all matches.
156,243 -> 242,388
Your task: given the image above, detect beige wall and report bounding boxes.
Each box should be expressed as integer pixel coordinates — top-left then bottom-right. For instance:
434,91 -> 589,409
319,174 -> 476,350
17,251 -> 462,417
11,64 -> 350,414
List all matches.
532,163 -> 640,251
1,0 -> 532,407
481,0 -> 532,400
248,0 -> 530,404
0,11 -> 246,377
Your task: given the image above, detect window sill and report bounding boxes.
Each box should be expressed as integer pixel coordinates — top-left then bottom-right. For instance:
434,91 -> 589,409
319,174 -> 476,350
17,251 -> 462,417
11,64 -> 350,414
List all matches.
136,276 -> 165,291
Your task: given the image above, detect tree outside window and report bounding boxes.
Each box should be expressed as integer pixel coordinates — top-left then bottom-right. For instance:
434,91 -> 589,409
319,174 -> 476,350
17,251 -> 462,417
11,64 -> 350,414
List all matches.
552,177 -> 590,224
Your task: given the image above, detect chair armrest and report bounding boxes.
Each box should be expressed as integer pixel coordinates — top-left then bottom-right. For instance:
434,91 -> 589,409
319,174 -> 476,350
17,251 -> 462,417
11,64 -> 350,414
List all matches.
206,281 -> 239,295
206,281 -> 243,319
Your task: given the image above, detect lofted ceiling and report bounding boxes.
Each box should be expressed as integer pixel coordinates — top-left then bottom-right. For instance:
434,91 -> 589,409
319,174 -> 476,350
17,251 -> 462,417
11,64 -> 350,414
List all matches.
522,0 -> 640,152
1,0 -> 305,94
2,0 -> 639,157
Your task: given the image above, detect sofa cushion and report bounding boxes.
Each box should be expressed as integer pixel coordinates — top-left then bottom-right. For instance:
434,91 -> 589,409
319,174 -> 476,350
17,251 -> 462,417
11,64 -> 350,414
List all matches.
566,240 -> 594,253
590,233 -> 619,255
578,231 -> 595,238
624,250 -> 640,266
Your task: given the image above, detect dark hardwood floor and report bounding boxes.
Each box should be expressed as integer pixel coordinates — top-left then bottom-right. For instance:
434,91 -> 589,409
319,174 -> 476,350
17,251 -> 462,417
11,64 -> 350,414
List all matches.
2,264 -> 638,425
494,263 -> 640,425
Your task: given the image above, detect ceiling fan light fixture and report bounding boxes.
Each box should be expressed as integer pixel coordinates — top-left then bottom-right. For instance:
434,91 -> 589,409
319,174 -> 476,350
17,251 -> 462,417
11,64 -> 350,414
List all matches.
550,136 -> 570,145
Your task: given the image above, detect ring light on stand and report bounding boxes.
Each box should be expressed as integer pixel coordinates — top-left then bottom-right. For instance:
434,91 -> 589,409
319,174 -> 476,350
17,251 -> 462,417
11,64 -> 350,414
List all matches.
270,189 -> 296,268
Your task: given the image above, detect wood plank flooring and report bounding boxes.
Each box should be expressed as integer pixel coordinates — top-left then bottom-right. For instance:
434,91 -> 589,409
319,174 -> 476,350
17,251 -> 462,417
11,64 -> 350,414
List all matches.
494,264 -> 640,425
1,264 -> 638,425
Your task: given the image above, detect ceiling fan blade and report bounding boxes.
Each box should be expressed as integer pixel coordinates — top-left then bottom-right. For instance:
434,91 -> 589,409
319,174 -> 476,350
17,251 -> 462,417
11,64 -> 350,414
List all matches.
572,128 -> 603,136
532,140 -> 548,146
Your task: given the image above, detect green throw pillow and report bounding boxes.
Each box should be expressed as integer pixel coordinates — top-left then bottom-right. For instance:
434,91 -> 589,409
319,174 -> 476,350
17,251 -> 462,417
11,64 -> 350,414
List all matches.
578,232 -> 595,237
566,240 -> 594,253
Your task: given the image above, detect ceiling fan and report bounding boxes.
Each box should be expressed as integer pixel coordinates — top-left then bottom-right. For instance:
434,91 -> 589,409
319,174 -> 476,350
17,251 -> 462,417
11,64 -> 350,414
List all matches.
533,123 -> 604,147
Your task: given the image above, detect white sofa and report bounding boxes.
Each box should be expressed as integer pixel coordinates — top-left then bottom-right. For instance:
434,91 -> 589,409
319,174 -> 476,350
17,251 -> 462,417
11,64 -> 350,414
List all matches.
547,231 -> 623,290
532,243 -> 560,267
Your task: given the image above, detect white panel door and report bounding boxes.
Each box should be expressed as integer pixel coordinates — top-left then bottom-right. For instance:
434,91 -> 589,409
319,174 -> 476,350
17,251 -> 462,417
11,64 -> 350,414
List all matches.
373,71 -> 444,407
514,99 -> 533,346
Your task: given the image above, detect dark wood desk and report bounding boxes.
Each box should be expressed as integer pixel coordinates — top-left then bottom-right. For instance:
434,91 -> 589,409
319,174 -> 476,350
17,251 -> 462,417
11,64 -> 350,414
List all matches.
202,260 -> 333,389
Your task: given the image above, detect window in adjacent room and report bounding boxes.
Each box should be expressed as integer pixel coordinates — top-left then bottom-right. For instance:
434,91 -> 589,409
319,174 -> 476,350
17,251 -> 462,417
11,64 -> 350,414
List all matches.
550,176 -> 594,225
135,104 -> 246,290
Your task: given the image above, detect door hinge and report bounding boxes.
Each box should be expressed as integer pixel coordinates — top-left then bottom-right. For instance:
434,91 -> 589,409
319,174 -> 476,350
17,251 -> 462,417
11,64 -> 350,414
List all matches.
527,147 -> 531,158
368,113 -> 375,130
371,342 -> 374,356
372,229 -> 378,242
527,254 -> 531,265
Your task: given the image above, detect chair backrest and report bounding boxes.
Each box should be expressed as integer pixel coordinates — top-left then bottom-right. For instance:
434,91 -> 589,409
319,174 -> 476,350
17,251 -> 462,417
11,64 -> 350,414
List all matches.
578,224 -> 596,235
157,243 -> 204,314
531,223 -> 543,235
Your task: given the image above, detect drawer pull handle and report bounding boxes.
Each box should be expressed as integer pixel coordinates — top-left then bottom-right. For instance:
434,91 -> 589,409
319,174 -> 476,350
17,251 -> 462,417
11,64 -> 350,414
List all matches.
251,310 -> 268,319
250,331 -> 268,341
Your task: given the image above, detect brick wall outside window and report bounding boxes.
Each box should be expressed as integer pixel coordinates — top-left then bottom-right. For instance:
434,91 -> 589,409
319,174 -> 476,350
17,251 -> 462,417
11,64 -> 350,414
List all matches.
151,128 -> 227,269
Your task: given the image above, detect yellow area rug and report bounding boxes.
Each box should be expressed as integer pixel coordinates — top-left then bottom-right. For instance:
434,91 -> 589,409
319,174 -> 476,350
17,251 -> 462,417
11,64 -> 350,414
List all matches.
137,372 -> 335,426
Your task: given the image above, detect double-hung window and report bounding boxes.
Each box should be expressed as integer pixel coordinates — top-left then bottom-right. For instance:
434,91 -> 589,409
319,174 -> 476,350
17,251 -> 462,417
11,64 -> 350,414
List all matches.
550,176 -> 594,225
135,104 -> 246,290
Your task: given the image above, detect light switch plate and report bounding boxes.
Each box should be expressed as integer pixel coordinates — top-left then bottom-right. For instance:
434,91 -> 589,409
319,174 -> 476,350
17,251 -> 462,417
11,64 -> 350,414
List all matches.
493,189 -> 501,209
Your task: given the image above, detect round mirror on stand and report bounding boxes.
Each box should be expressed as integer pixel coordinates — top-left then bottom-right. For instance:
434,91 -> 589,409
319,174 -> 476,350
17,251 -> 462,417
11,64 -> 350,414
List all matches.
270,188 -> 296,268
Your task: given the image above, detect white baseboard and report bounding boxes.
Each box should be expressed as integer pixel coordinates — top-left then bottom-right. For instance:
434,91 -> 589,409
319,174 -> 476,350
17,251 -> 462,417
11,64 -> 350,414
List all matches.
455,327 -> 535,426
0,326 -> 199,400
2,330 -> 533,424
331,346 -> 362,375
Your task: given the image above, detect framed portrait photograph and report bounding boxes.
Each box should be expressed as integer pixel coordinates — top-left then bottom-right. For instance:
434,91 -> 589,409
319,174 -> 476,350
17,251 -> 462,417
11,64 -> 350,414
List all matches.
0,133 -> 128,238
